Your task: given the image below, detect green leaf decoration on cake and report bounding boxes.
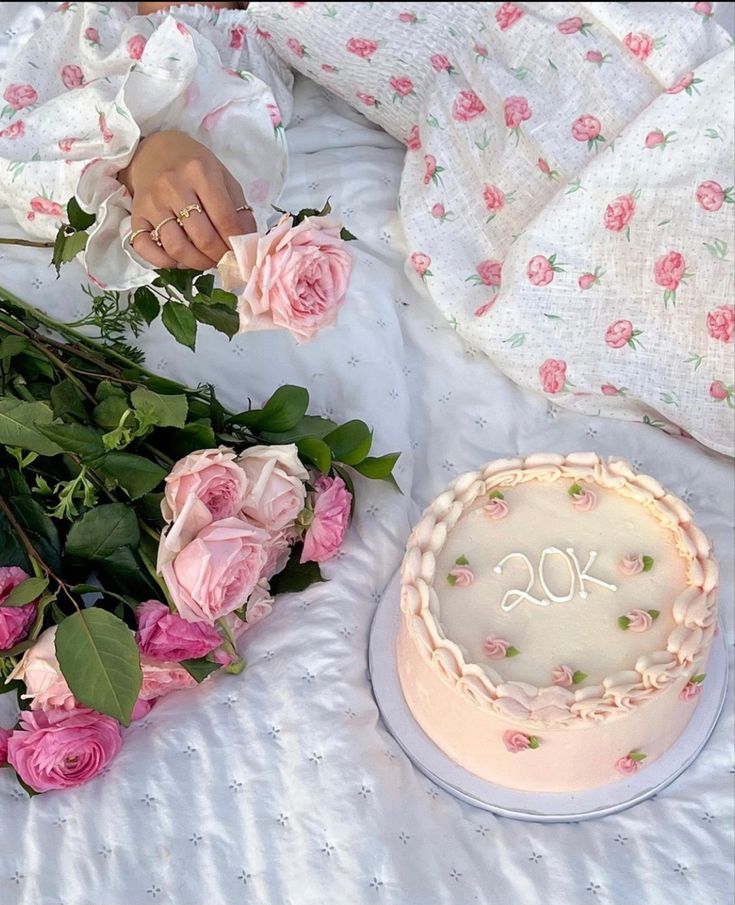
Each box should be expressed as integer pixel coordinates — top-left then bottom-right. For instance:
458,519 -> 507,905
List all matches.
642,555 -> 655,572
691,673 -> 706,684
505,646 -> 520,658
618,615 -> 631,630
629,751 -> 647,762
568,482 -> 583,496
647,609 -> 660,621
447,574 -> 458,586
488,490 -> 505,500
528,736 -> 540,749
455,554 -> 469,565
572,670 -> 588,685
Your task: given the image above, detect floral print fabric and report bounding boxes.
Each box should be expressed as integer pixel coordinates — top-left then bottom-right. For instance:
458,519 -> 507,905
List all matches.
249,1 -> 735,456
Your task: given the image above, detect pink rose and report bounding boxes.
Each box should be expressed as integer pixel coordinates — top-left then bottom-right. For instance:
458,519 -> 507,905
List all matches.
0,566 -> 37,650
390,75 -> 415,97
220,214 -> 353,342
7,708 -> 122,792
484,637 -> 510,659
431,203 -> 446,219
624,609 -> 653,632
127,34 -> 147,60
679,681 -> 702,701
0,120 -> 25,139
552,665 -> 574,687
504,95 -> 531,129
230,25 -> 246,50
601,384 -> 625,396
484,499 -> 508,519
301,475 -> 351,563
6,627 -> 76,711
615,753 -> 644,775
356,92 -> 378,107
694,1 -> 713,17
136,600 -> 221,662
571,488 -> 597,511
346,37 -> 378,58
605,319 -> 634,348
222,580 -> 274,640
579,272 -> 596,290
3,83 -> 37,110
572,115 -> 602,142
399,12 -> 417,23
61,64 -> 84,90
645,129 -> 666,149
138,656 -> 197,701
654,251 -> 686,291
452,90 -> 486,122
539,359 -> 567,394
287,38 -> 305,57
706,305 -> 735,343
619,555 -> 644,575
431,54 -> 453,73
58,137 -> 77,153
237,444 -> 308,532
448,566 -> 474,587
423,154 -> 438,184
586,50 -> 604,63
696,180 -> 732,212
162,518 -> 269,625
665,72 -> 695,94
476,259 -> 503,287
267,103 -> 282,127
527,255 -> 554,287
624,32 -> 654,60
411,251 -> 431,278
260,528 -> 294,581
0,727 -> 10,767
503,731 -> 534,753
406,124 -> 421,150
710,380 -> 728,400
84,27 -> 100,44
604,194 -> 636,232
496,2 -> 524,30
558,17 -> 585,34
483,184 -> 505,213
30,196 -> 63,216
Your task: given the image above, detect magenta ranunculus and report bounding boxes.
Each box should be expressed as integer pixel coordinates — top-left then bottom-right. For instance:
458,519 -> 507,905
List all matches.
136,600 -> 222,662
237,444 -> 308,532
0,566 -> 38,650
301,475 -> 351,564
7,708 -> 122,791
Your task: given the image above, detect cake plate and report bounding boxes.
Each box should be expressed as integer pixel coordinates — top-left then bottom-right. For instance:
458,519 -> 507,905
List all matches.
368,569 -> 729,823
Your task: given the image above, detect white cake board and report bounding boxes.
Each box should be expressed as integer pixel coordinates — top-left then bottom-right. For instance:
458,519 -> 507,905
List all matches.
368,570 -> 728,823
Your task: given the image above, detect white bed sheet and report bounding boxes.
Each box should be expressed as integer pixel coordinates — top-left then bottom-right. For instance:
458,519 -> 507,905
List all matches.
0,6 -> 733,905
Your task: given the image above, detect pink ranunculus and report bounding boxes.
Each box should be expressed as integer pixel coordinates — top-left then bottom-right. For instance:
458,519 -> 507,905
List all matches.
572,115 -> 601,141
527,255 -> 554,287
448,566 -> 474,586
135,600 -> 221,662
230,24 -> 246,50
710,380 -> 728,400
503,95 -> 531,129
483,636 -> 510,659
30,196 -> 64,216
452,89 -> 486,122
7,708 -> 122,792
6,626 -> 76,711
579,272 -> 596,290
665,72 -> 695,94
356,92 -> 378,107
0,727 -> 10,767
267,103 -> 282,127
301,475 -> 352,563
161,518 -> 269,625
503,731 -> 532,753
696,180 -> 728,212
706,305 -> 735,343
624,32 -> 654,60
431,203 -> 446,219
483,184 -> 505,213
390,75 -> 415,97
679,681 -> 702,701
84,27 -> 100,44
61,64 -> 84,90
624,609 -> 653,633
615,753 -> 643,775
127,34 -> 147,60
287,37 -> 305,57
220,214 -> 354,342
645,129 -> 666,149
0,566 -> 38,650
138,657 -> 197,701
411,251 -> 431,277
604,194 -> 636,232
496,2 -> 524,30
654,251 -> 686,290
423,154 -> 437,184
539,359 -> 567,394
431,54 -> 452,73
346,37 -> 378,58
3,83 -> 37,110
477,259 -> 503,287
0,120 -> 25,139
406,124 -> 421,150
558,17 -> 584,34
552,665 -> 574,687
398,12 -> 417,23
605,319 -> 634,348
694,1 -> 713,17
237,444 -> 308,532
601,384 -> 623,396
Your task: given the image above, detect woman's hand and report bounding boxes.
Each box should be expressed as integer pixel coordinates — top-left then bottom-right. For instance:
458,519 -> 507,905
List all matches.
119,130 -> 256,270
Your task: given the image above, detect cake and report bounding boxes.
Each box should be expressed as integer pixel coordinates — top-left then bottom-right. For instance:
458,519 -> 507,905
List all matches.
398,452 -> 719,792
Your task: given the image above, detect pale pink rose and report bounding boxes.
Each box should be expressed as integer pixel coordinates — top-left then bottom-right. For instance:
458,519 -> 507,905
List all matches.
411,251 -> 431,277
58,137 -> 78,153
539,359 -> 567,394
624,609 -> 653,632
696,180 -> 729,212
694,1 -> 713,17
127,34 -> 147,60
645,129 -> 666,149
423,154 -> 438,184
527,255 -> 554,286
3,83 -> 38,110
604,194 -> 636,232
448,566 -> 474,586
706,305 -> 735,343
237,444 -> 308,532
161,518 -> 269,625
84,27 -> 100,45
624,32 -> 654,60
7,626 -> 76,711
552,665 -> 574,687
504,95 -> 531,129
138,656 -> 197,701
431,203 -> 446,219
619,555 -> 644,575
572,115 -> 601,141
483,636 -> 509,659
163,447 -> 249,525
390,75 -> 415,97
398,12 -> 417,23
586,50 -> 604,63
578,272 -> 597,290
7,708 -> 122,792
496,2 -> 524,30
406,124 -> 421,150
136,600 -> 221,662
665,72 -> 695,94
356,92 -> 378,107
61,64 -> 84,89
30,196 -> 63,216
431,54 -> 453,72
710,381 -> 728,400
503,731 -> 532,753
615,753 -> 644,775
605,319 -> 634,348
0,566 -> 37,650
221,214 -> 353,342
287,37 -> 305,57
452,90 -> 486,122
346,37 -> 378,58
230,24 -> 246,50
266,103 -> 282,127
601,384 -> 623,396
0,120 -> 25,139
476,259 -> 503,287
484,499 -> 509,519
260,528 -> 295,581
483,184 -> 505,213
571,489 -> 597,511
0,727 -> 10,767
222,580 -> 274,640
558,17 -> 584,34
654,251 -> 686,290
301,475 -> 352,563
679,681 -> 702,701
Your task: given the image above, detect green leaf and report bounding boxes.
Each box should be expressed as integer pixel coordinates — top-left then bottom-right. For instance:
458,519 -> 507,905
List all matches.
455,554 -> 469,565
65,503 -> 140,561
97,545 -> 161,600
164,420 -> 216,458
0,399 -> 63,456
642,555 -> 654,572
194,273 -> 215,296
131,387 -> 188,429
488,490 -> 505,500
154,268 -> 199,299
257,415 -> 337,444
231,385 -> 309,432
340,227 -> 357,241
528,736 -> 540,749
324,420 -> 372,465
37,422 -> 105,464
55,608 -> 142,726
0,471 -> 61,572
269,543 -> 324,594
352,452 -> 400,480
55,230 -> 88,268
505,646 -> 520,657
618,616 -> 631,630
568,482 -> 583,496
2,577 -> 48,607
0,335 -> 30,360
161,300 -> 197,351
135,492 -> 164,526
191,301 -> 239,339
67,196 -> 95,231
446,574 -> 457,586
647,609 -> 660,621
572,670 -> 587,685
629,751 -> 647,762
691,673 -> 706,684
93,395 -> 130,430
50,378 -> 88,420
297,437 -> 332,473
210,288 -> 238,309
181,657 -> 222,683
133,287 -> 160,325
98,451 -> 167,499
95,380 -> 127,403
51,225 -> 67,276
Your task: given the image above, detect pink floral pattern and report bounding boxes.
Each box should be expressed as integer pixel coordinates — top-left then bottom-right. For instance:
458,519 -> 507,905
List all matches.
696,180 -> 734,212
527,254 -> 564,286
496,3 -> 524,31
572,115 -> 606,149
484,636 -> 511,659
347,37 -> 378,59
605,319 -> 642,350
615,751 -> 646,774
604,194 -> 636,233
411,252 -> 432,279
706,306 -> 734,343
390,75 -> 415,99
624,32 -> 654,61
539,359 -> 567,394
452,90 -> 485,122
654,251 -> 689,304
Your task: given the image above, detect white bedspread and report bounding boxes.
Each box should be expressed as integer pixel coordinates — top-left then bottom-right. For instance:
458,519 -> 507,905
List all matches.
0,6 -> 732,905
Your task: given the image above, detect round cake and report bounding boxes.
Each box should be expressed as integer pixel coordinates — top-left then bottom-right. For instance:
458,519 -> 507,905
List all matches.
398,452 -> 719,792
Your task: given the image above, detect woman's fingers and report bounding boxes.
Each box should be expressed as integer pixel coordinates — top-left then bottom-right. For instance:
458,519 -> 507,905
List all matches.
196,171 -> 255,248
155,216 -> 217,271
129,217 -> 177,269
224,170 -> 257,236
177,198 -> 229,263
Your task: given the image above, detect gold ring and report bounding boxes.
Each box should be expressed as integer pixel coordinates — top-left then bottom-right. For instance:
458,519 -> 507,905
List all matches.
150,216 -> 178,246
177,202 -> 203,224
236,204 -> 252,212
128,228 -> 150,246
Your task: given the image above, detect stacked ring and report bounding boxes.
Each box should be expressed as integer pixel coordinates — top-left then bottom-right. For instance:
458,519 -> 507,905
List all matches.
128,228 -> 150,246
236,204 -> 252,213
177,203 -> 202,224
150,216 -> 178,246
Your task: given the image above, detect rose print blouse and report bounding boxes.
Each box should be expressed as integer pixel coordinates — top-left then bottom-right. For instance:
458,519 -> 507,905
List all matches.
0,2 -> 293,290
